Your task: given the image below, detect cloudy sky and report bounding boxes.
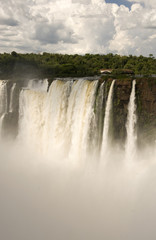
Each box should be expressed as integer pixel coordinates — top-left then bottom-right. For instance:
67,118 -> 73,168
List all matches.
0,0 -> 156,56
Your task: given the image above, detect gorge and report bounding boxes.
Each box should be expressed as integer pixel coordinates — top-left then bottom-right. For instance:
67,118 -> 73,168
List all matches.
0,77 -> 156,150
0,77 -> 156,240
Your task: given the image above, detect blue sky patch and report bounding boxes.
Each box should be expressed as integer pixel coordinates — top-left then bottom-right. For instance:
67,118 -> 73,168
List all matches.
105,0 -> 134,9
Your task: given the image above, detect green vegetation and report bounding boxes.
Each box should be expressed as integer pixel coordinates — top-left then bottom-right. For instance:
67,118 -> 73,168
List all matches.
0,52 -> 156,80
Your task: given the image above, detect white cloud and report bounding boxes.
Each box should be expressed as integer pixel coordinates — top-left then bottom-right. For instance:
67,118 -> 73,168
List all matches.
32,21 -> 77,44
129,0 -> 156,8
0,0 -> 155,56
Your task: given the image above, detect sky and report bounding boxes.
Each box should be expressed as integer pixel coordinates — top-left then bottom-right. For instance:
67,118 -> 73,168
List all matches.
0,0 -> 156,56
105,0 -> 134,9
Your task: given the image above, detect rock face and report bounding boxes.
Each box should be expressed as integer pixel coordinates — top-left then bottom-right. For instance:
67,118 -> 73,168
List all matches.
105,78 -> 156,147
112,79 -> 132,143
136,78 -> 156,146
1,80 -> 21,139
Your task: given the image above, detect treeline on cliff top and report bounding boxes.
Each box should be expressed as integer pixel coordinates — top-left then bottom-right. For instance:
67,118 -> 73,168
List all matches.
0,51 -> 156,79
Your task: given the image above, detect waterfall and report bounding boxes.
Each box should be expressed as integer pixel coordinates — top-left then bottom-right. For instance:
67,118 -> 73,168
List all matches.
0,78 -> 139,158
9,83 -> 16,113
101,80 -> 115,158
18,79 -> 71,154
42,80 -> 72,156
125,80 -> 137,160
18,79 -> 99,159
0,80 -> 7,115
0,81 -> 7,136
18,86 -> 47,151
93,82 -> 105,152
66,79 -> 98,160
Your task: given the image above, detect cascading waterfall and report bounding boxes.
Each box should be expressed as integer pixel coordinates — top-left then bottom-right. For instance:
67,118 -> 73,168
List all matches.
18,80 -> 71,153
18,79 -> 68,153
92,81 -> 105,153
42,80 -> 72,156
66,79 -> 98,160
125,80 -> 137,160
18,79 -> 98,160
0,78 -> 139,159
0,81 -> 7,136
9,83 -> 16,113
18,86 -> 47,150
100,80 -> 115,158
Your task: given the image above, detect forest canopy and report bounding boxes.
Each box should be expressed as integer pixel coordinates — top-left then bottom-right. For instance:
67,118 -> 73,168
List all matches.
0,52 -> 156,80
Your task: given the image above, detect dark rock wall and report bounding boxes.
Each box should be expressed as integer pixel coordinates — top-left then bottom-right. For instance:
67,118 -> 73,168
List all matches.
113,79 -> 132,143
104,78 -> 156,147
2,81 -> 21,139
136,78 -> 156,146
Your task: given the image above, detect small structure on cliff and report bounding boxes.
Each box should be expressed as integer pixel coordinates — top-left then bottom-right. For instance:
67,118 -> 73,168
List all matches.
100,69 -> 134,75
100,69 -> 113,74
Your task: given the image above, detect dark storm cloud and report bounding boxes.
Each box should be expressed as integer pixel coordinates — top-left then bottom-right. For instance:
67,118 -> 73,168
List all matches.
33,22 -> 77,44
0,17 -> 19,26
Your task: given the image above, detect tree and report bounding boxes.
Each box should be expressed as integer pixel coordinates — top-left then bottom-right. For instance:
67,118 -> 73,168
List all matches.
11,51 -> 18,57
149,54 -> 154,59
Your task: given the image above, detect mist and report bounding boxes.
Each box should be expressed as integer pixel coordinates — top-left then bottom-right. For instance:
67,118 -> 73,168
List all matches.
0,141 -> 156,240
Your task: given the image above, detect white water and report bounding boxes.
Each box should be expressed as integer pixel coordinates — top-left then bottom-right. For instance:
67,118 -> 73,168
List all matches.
18,86 -> 47,151
0,80 -> 7,115
1,78 -> 156,240
66,79 -> 98,162
101,80 -> 115,158
9,83 -> 16,113
94,82 -> 105,152
42,80 -> 72,156
18,79 -> 98,161
19,80 -> 72,155
0,81 -> 7,135
125,80 -> 137,161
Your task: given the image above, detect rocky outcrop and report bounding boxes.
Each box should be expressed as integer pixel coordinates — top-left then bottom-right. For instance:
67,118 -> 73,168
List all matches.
112,79 -> 132,143
1,81 -> 21,139
104,78 -> 156,147
136,78 -> 156,146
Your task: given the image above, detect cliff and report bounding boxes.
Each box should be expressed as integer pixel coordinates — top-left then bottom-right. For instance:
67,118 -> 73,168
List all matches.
1,77 -> 156,147
103,77 -> 156,147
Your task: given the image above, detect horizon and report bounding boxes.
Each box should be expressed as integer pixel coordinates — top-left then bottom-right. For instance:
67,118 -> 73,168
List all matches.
0,51 -> 155,58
